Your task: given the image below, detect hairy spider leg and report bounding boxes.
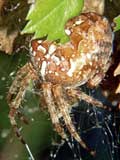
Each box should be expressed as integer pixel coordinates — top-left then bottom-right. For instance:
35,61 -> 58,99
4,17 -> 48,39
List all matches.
66,88 -> 112,111
7,63 -> 38,125
7,62 -> 37,160
42,83 -> 68,140
52,85 -> 96,156
7,63 -> 30,101
17,110 -> 29,125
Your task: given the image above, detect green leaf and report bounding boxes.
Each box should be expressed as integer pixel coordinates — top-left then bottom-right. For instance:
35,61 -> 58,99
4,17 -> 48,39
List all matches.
22,0 -> 84,43
113,15 -> 120,32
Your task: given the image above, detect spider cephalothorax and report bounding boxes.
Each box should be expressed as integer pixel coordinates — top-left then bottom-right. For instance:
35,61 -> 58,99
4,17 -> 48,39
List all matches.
7,12 -> 113,156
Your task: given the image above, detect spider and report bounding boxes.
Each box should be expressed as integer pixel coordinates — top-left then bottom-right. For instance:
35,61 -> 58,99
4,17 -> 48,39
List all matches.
7,12 -> 113,156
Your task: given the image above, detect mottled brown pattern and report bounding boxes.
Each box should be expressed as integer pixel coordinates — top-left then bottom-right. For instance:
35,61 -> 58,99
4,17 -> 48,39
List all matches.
7,13 -> 113,156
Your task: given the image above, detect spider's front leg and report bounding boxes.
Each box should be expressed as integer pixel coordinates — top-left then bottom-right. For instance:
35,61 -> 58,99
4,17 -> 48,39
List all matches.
66,88 -> 111,111
41,83 -> 68,140
52,85 -> 96,156
7,62 -> 38,143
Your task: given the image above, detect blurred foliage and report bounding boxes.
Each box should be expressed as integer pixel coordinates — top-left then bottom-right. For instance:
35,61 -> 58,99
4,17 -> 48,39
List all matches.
22,0 -> 84,43
0,1 -> 58,159
114,15 -> 120,32
0,51 -> 54,160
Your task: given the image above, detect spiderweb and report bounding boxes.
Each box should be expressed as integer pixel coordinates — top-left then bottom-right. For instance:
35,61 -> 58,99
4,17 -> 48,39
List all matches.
50,86 -> 120,160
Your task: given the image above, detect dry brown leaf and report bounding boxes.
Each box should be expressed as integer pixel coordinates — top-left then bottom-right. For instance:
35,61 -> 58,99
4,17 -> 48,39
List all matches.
0,28 -> 18,54
0,1 -> 18,54
0,0 -> 5,12
0,1 -> 29,54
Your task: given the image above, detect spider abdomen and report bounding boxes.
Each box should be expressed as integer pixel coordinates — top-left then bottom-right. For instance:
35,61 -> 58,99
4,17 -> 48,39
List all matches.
8,13 -> 114,157
31,12 -> 113,87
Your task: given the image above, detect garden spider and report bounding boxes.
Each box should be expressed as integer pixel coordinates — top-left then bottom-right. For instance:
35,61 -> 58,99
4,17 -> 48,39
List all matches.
7,12 -> 113,157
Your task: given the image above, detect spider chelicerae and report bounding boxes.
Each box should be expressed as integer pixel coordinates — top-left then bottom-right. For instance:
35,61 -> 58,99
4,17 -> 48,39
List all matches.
7,12 -> 113,156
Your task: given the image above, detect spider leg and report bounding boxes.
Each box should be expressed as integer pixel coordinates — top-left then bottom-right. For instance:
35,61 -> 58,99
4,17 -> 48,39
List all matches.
17,110 -> 29,125
66,88 -> 111,111
8,72 -> 35,141
52,85 -> 95,156
41,83 -> 68,140
7,62 -> 38,141
7,63 -> 31,101
7,63 -> 37,160
87,73 -> 105,88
